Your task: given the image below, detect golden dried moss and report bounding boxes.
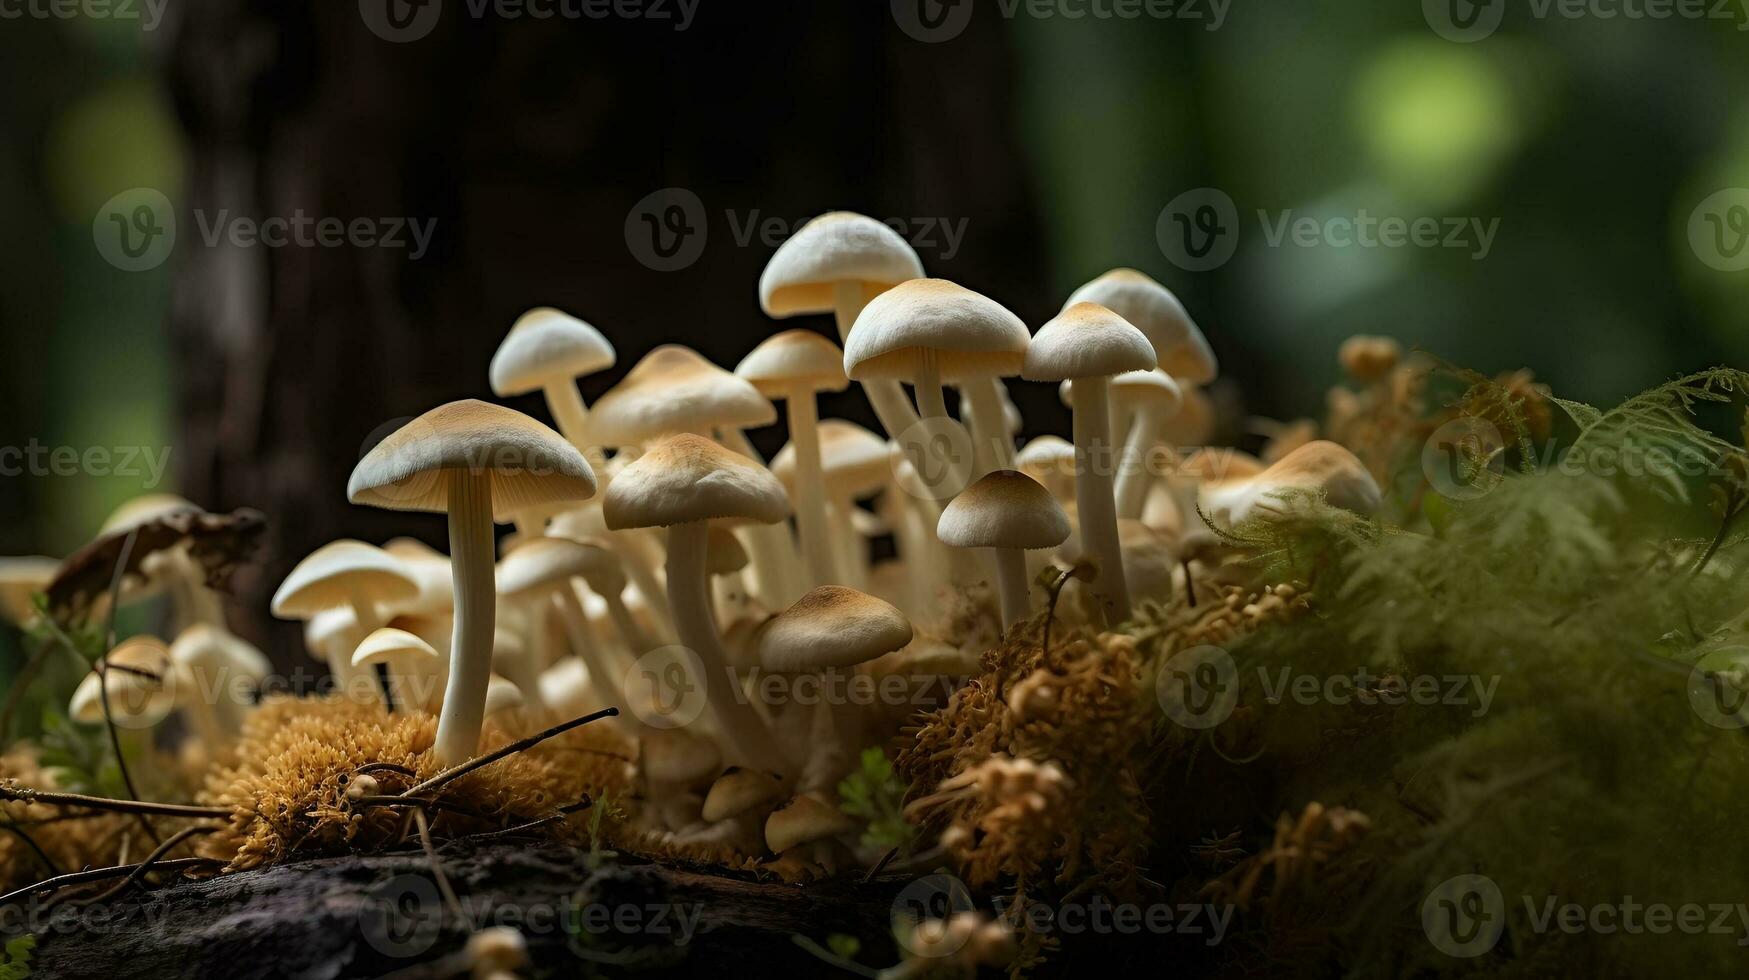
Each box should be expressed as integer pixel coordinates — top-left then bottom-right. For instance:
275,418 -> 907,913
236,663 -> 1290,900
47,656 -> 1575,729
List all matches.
0,746 -> 154,889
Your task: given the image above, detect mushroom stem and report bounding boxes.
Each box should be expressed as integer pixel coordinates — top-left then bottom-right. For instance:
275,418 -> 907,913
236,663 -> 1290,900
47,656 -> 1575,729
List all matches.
345,589 -> 389,706
914,349 -> 948,421
719,430 -> 806,605
826,499 -> 868,590
991,547 -> 1031,630
1071,376 -> 1132,623
1114,408 -> 1163,520
666,520 -> 783,768
589,581 -> 655,654
434,469 -> 497,766
834,281 -> 920,440
553,587 -> 640,735
962,378 -> 1016,475
784,389 -> 837,587
798,682 -> 851,797
614,534 -> 675,640
505,600 -> 553,710
543,380 -> 612,480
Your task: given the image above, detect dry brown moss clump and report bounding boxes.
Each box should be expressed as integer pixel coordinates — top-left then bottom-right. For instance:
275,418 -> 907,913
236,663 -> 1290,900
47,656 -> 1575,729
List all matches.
198,696 -> 635,871
0,747 -> 157,888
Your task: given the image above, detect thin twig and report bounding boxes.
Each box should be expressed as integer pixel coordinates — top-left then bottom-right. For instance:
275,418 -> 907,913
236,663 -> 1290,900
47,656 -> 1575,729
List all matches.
459,798 -> 594,843
65,825 -> 216,907
0,824 -> 61,876
412,808 -> 465,922
398,707 -> 618,799
0,857 -> 222,907
862,846 -> 899,883
95,529 -> 159,844
0,782 -> 229,819
1691,489 -> 1745,580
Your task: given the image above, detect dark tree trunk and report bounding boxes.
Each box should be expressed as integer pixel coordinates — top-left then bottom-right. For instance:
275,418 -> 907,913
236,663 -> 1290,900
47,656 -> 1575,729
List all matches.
164,1 -> 1051,666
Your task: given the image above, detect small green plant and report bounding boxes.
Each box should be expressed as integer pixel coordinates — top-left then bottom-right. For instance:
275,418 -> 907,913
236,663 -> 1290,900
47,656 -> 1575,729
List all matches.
585,791 -> 625,870
35,708 -> 127,798
0,935 -> 35,980
839,747 -> 912,852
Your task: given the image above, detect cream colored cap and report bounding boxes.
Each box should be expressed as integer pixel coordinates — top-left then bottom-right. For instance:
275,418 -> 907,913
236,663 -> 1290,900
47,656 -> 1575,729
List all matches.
759,212 -> 925,317
272,540 -> 419,620
347,400 -> 597,521
588,346 -> 776,448
1022,303 -> 1156,382
603,434 -> 790,530
937,470 -> 1070,551
497,536 -> 602,598
757,585 -> 912,672
170,623 -> 271,680
489,307 -> 616,397
1015,437 -> 1077,501
765,794 -> 856,853
735,329 -> 848,397
1065,269 -> 1216,383
69,636 -> 178,724
642,729 -> 722,785
352,627 -> 440,668
1110,368 -> 1183,413
771,419 -> 891,499
844,279 -> 1029,382
701,766 -> 783,822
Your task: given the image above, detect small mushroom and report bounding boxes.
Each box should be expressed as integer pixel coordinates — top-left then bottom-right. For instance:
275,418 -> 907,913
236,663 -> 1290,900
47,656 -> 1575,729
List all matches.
489,307 -> 617,475
1109,369 -> 1183,520
169,623 -> 269,743
764,793 -> 856,866
1065,268 -> 1216,384
1015,436 -> 1077,504
937,471 -> 1070,630
701,766 -> 784,823
771,420 -> 891,589
497,537 -> 629,720
1200,440 -> 1381,526
69,635 -> 181,729
273,540 -> 421,704
352,628 -> 442,712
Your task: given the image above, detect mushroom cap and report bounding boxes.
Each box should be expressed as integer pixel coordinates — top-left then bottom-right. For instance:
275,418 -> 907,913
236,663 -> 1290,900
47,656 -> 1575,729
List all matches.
757,585 -> 913,673
0,556 -> 58,625
496,536 -> 604,598
484,674 -> 525,716
489,307 -> 616,397
1338,335 -> 1401,384
1065,269 -> 1216,383
540,534 -> 625,595
1022,302 -> 1157,382
771,419 -> 891,499
641,730 -> 722,785
70,636 -> 179,724
588,346 -> 776,448
380,538 -> 454,616
170,623 -> 271,681
701,766 -> 784,822
844,279 -> 1030,383
1015,436 -> 1077,500
1110,368 -> 1184,413
99,494 -> 201,538
735,329 -> 849,397
1176,448 -> 1265,484
1201,441 -> 1381,524
759,212 -> 925,317
937,470 -> 1070,551
272,540 -> 420,620
348,400 -> 597,521
352,627 -> 440,668
764,794 -> 856,853
304,606 -> 358,658
603,434 -> 791,530
705,527 -> 750,575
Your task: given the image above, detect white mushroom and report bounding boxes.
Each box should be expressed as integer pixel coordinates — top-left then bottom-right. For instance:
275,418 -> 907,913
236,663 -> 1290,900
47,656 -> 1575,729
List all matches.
937,471 -> 1070,630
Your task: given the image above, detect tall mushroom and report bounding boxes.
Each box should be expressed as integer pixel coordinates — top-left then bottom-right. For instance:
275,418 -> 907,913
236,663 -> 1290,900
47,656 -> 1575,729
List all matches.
937,471 -> 1070,630
1109,369 -> 1184,520
489,307 -> 617,475
271,540 -> 420,705
759,211 -> 926,443
348,400 -> 597,766
1065,269 -> 1216,384
497,536 -> 629,719
735,329 -> 849,587
1023,303 -> 1158,624
770,419 -> 891,589
845,279 -> 1030,488
603,433 -> 788,768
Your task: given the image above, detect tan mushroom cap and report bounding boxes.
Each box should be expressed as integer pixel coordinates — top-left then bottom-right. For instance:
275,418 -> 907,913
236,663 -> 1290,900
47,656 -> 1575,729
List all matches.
603,434 -> 791,530
759,212 -> 925,317
0,556 -> 58,625
1110,368 -> 1183,412
1201,441 -> 1381,524
588,346 -> 776,448
937,471 -> 1070,551
1022,303 -> 1156,382
489,307 -> 616,397
771,420 -> 891,499
540,535 -> 625,595
705,527 -> 749,575
735,329 -> 849,397
844,279 -> 1030,383
99,494 -> 201,538
170,623 -> 271,680
1065,268 -> 1216,383
352,627 -> 440,668
348,400 -> 597,521
765,794 -> 857,853
1015,437 -> 1077,500
70,636 -> 178,724
484,675 -> 525,716
757,585 -> 913,673
701,766 -> 784,822
642,730 -> 722,785
496,537 -> 601,598
272,540 -> 420,620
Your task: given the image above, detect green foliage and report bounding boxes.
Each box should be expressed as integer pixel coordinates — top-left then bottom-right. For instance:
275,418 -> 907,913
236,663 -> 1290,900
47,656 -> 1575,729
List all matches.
35,708 -> 128,797
825,933 -> 860,960
838,748 -> 913,853
0,935 -> 34,980
586,791 -> 625,870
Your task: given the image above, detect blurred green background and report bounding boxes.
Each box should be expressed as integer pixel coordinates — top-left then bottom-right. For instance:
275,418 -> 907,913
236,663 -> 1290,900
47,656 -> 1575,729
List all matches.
1,1 -> 1746,557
